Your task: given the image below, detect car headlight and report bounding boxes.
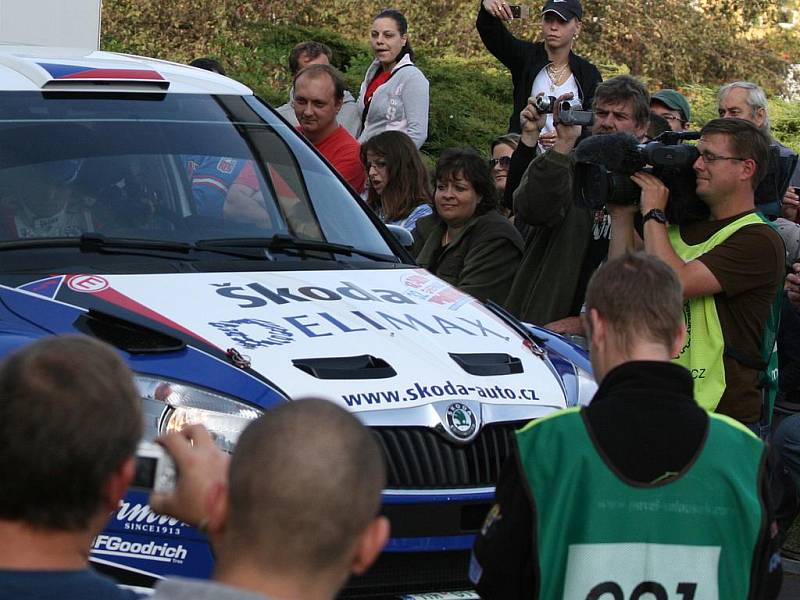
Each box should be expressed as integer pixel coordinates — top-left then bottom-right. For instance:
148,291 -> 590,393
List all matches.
575,366 -> 598,407
135,375 -> 262,453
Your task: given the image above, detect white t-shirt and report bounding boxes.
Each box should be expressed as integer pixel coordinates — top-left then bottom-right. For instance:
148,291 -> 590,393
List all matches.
531,67 -> 580,135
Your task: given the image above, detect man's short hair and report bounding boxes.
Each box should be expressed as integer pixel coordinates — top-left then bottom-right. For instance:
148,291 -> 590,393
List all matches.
293,64 -> 345,103
0,336 -> 142,530
701,118 -> 771,190
288,41 -> 333,76
593,75 -> 651,128
718,81 -> 771,133
189,57 -> 226,75
226,398 -> 385,573
585,253 -> 684,350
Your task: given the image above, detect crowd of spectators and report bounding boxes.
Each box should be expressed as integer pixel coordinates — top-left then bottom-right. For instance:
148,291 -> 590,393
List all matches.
7,1 -> 800,598
271,0 -> 800,594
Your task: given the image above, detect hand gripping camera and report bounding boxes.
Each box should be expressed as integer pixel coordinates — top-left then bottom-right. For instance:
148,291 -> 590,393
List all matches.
534,95 -> 594,126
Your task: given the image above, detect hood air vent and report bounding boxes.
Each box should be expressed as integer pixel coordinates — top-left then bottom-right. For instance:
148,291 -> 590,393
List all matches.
292,355 -> 396,380
449,353 -> 523,376
75,310 -> 184,354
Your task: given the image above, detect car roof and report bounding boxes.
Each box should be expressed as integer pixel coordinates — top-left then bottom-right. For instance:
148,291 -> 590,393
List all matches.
0,45 -> 253,95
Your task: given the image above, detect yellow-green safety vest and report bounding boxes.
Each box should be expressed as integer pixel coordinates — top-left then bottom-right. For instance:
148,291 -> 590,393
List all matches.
667,213 -> 780,413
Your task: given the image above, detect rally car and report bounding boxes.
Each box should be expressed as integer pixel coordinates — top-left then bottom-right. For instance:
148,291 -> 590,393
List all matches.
0,13 -> 595,600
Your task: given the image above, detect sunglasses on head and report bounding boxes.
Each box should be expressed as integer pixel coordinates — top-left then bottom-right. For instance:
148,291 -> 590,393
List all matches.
489,156 -> 512,169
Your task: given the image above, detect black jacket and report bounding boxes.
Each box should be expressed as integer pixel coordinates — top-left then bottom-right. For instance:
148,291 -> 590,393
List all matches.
476,4 -> 602,133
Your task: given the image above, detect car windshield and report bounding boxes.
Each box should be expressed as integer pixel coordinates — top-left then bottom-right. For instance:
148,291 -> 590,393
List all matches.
0,92 -> 397,271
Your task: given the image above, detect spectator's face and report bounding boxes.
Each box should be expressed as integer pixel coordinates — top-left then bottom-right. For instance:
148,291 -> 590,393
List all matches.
370,17 -> 407,68
540,13 -> 580,50
297,52 -> 330,72
718,87 -> 766,129
435,172 -> 480,228
293,74 -> 341,138
693,133 -> 751,204
592,98 -> 647,139
490,143 -> 515,192
650,100 -> 686,132
365,151 -> 389,195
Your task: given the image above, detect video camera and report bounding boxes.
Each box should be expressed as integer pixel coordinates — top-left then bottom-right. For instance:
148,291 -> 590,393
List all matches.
574,130 -> 792,224
534,95 -> 594,127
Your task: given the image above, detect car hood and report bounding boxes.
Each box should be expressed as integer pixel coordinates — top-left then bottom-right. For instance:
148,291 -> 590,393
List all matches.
8,269 -> 568,413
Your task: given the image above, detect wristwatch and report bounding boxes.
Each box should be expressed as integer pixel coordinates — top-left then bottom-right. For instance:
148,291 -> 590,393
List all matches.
642,208 -> 668,225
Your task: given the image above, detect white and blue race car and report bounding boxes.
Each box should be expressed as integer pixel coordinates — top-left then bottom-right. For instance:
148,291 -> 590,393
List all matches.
0,30 -> 595,600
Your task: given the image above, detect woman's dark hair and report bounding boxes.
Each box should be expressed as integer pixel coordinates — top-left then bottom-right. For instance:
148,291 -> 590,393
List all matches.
434,148 -> 498,216
360,131 -> 430,222
374,8 -> 414,62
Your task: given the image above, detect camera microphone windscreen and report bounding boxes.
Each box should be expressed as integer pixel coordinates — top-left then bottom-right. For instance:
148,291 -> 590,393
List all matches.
574,133 -> 646,175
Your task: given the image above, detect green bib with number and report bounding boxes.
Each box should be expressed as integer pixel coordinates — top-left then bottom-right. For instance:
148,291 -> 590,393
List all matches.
667,213 -> 776,412
516,408 -> 765,600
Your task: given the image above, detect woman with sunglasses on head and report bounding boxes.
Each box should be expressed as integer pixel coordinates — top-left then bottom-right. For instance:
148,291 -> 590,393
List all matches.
357,8 -> 429,149
360,131 -> 432,233
477,0 -> 601,147
411,149 -> 523,306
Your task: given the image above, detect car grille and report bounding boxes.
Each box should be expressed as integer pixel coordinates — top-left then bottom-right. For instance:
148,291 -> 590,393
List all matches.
339,550 -> 472,599
374,421 -> 525,488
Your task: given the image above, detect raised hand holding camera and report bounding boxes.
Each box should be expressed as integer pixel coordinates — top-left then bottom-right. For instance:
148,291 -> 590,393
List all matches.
551,92 -> 583,154
482,0 -> 515,21
520,95 -> 547,147
149,424 -> 230,530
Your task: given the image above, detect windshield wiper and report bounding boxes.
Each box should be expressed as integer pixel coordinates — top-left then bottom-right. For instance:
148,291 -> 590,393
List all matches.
196,234 -> 399,263
0,234 -> 194,255
0,234 -> 270,261
0,233 -> 398,263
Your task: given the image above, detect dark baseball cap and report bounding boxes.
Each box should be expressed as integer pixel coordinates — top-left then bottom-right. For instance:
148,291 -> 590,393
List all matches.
541,0 -> 583,21
651,89 -> 692,122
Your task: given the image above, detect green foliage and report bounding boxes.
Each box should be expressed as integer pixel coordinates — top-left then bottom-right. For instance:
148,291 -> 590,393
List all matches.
101,0 -> 800,155
419,55 -> 513,158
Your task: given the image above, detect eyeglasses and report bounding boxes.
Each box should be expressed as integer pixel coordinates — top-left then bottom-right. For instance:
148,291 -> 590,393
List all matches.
698,151 -> 747,164
489,156 -> 512,169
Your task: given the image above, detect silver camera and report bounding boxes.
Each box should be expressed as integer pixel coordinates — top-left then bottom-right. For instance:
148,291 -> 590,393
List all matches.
534,95 -> 582,114
132,441 -> 177,494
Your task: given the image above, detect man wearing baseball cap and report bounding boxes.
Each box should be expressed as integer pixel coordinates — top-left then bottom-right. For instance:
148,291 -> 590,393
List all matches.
651,88 -> 691,132
477,0 -> 602,136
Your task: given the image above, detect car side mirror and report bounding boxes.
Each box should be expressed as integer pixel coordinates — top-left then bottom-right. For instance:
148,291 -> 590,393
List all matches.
385,224 -> 414,249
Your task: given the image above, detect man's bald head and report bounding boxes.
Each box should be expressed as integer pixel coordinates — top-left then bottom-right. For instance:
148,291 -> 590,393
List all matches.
224,398 -> 386,574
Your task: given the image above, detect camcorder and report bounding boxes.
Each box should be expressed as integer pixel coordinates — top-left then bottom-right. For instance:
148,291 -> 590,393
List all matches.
573,130 -> 794,224
535,95 -> 594,127
132,441 -> 177,494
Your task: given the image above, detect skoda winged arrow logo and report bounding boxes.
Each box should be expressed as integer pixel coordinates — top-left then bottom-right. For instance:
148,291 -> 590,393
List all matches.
445,402 -> 477,440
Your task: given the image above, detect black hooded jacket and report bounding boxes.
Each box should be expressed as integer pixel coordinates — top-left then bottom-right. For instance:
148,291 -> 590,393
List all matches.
476,3 -> 602,133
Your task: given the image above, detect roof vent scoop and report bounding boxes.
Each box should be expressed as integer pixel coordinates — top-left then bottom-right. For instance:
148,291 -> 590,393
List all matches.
449,353 -> 523,376
292,355 -> 396,380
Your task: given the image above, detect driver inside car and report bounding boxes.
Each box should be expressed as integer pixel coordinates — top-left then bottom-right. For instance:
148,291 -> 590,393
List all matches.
1,161 -> 96,239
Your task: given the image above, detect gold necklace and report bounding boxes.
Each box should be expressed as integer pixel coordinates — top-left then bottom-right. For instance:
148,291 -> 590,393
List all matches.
546,62 -> 570,91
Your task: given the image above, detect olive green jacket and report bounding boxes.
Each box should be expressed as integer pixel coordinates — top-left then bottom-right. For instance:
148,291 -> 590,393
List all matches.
411,210 -> 524,307
505,149 -> 594,325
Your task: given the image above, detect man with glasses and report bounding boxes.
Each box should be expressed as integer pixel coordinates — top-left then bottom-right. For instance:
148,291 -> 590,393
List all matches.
650,89 -> 691,132
608,118 -> 784,435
